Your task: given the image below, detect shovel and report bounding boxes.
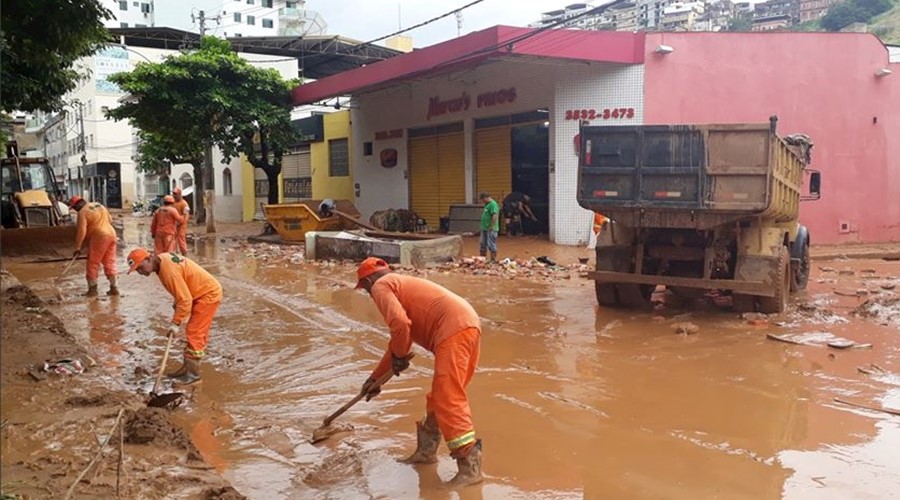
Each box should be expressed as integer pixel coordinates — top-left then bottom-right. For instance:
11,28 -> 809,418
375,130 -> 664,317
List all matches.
147,330 -> 184,408
309,354 -> 414,444
52,252 -> 80,300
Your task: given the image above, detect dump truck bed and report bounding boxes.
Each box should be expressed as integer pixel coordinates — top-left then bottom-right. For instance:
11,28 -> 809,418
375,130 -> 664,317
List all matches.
577,123 -> 804,229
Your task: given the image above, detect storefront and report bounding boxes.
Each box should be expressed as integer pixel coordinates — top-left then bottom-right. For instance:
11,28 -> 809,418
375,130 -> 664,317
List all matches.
292,27 -> 899,245
70,162 -> 122,208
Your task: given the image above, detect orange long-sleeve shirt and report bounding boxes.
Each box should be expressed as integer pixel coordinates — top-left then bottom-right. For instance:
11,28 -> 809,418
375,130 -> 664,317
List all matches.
370,274 -> 480,379
151,205 -> 184,237
173,199 -> 190,223
74,202 -> 116,250
156,253 -> 223,326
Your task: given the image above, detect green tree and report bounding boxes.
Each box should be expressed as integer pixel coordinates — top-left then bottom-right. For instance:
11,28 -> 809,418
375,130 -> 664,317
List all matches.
107,36 -> 297,221
1,0 -> 112,112
727,12 -> 754,32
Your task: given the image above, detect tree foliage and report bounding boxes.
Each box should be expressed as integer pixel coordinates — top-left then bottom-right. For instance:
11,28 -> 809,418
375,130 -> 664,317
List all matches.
821,0 -> 894,31
1,0 -> 112,112
727,12 -> 754,32
106,36 -> 298,213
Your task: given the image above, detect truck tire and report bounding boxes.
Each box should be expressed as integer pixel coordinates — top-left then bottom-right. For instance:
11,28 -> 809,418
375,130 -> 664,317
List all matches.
790,240 -> 810,292
595,282 -> 618,306
758,246 -> 790,314
617,284 -> 653,308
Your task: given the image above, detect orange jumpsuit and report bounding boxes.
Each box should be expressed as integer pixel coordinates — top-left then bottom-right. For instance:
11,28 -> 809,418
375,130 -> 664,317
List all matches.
74,202 -> 117,282
172,198 -> 190,254
369,274 -> 482,456
151,206 -> 184,255
157,253 -> 223,360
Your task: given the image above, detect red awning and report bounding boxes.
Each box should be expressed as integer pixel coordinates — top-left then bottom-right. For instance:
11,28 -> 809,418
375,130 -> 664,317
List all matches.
291,25 -> 645,105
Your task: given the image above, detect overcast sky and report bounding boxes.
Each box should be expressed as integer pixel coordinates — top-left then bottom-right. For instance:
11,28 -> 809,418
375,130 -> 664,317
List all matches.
154,0 -> 567,47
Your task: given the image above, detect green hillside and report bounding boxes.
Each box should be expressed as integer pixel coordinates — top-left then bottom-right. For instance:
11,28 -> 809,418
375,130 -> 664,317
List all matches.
871,1 -> 900,43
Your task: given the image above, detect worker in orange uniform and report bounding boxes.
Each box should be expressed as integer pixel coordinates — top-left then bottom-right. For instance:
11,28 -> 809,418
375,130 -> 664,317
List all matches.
151,195 -> 184,255
356,257 -> 483,487
172,187 -> 191,255
68,196 -> 119,297
587,211 -> 609,250
127,248 -> 222,386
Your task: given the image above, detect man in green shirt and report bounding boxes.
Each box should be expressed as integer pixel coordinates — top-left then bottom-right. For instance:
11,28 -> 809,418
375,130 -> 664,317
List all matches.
479,192 -> 499,262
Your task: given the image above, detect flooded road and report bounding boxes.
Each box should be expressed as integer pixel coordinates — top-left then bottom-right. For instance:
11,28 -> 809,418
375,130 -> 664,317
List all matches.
7,225 -> 900,499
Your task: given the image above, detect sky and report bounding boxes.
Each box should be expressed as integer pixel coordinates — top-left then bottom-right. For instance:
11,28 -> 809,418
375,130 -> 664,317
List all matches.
153,0 -> 566,47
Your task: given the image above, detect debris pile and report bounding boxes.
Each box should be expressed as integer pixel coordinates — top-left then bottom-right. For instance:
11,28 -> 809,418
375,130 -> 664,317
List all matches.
853,293 -> 900,328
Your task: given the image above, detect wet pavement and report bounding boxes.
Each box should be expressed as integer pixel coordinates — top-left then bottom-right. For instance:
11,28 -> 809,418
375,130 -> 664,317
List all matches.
5,222 -> 900,499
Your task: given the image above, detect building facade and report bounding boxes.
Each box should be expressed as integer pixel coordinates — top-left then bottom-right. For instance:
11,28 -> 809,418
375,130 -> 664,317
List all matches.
221,0 -> 326,38
103,0 -> 156,28
660,2 -> 706,31
799,0 -> 843,22
292,27 -> 899,245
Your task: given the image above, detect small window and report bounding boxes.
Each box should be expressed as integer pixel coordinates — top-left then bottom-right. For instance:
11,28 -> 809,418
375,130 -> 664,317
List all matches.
133,1 -> 139,5
234,33 -> 242,37
363,142 -> 373,156
286,1 -> 296,7
141,2 -> 151,13
262,0 -> 273,7
135,23 -> 147,27
119,0 -> 128,10
120,22 -> 129,27
247,15 -> 255,25
234,12 -> 242,22
247,0 -> 254,4
262,18 -> 273,28
328,138 -> 350,177
223,168 -> 233,196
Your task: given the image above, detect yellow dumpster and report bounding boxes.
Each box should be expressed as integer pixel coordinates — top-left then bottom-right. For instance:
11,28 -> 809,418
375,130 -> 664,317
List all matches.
262,200 -> 364,242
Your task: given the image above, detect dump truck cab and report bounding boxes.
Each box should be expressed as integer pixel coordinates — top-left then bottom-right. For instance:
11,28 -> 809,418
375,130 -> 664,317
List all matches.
1,142 -> 68,229
577,117 -> 821,313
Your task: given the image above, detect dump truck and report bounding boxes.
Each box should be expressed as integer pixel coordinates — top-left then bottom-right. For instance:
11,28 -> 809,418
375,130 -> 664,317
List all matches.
0,141 -> 78,259
577,117 -> 821,313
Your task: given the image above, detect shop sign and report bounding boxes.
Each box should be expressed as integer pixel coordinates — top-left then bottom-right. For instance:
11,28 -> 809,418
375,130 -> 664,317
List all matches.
375,129 -> 404,140
380,148 -> 398,168
564,107 -> 635,121
426,87 -> 518,121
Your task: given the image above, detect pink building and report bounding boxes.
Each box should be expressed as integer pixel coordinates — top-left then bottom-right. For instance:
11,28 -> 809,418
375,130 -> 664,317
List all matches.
294,28 -> 899,245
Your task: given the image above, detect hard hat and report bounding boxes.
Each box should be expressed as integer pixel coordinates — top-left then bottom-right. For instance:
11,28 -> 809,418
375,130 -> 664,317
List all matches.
127,248 -> 151,274
163,195 -> 175,204
67,195 -> 83,208
355,257 -> 390,289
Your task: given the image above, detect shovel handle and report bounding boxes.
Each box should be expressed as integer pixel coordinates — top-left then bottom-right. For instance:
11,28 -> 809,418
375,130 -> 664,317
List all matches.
54,253 -> 80,285
152,331 -> 174,396
322,353 -> 414,427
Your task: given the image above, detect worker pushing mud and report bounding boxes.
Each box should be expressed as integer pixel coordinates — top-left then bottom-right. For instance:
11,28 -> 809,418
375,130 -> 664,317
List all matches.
151,195 -> 184,255
355,257 -> 484,487
172,187 -> 191,255
127,248 -> 222,386
68,196 -> 119,297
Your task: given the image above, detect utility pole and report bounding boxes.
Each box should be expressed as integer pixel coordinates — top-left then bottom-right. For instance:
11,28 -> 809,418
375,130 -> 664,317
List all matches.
72,100 -> 87,199
455,10 -> 463,37
191,9 -> 221,36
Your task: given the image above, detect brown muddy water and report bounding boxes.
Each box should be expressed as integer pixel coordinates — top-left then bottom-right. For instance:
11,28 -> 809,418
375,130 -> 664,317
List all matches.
5,224 -> 900,499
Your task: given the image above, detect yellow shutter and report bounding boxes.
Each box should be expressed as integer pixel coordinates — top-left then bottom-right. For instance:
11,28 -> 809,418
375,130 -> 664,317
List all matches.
437,132 -> 465,221
409,136 -> 440,228
475,126 -> 511,203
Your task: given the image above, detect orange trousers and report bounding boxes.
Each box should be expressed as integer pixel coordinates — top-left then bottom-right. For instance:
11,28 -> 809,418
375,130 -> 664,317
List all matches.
177,226 -> 188,254
184,298 -> 220,359
86,235 -> 117,281
425,326 -> 480,455
154,233 -> 176,255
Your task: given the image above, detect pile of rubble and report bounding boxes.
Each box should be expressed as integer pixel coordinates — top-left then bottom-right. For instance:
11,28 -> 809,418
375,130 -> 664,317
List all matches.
402,256 -> 588,282
227,242 -> 304,264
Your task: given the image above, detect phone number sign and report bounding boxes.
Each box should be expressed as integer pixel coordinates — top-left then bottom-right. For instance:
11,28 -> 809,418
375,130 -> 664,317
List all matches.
565,107 -> 635,121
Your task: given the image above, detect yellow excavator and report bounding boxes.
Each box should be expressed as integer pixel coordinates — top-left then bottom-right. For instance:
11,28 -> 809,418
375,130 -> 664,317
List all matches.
0,141 -> 79,260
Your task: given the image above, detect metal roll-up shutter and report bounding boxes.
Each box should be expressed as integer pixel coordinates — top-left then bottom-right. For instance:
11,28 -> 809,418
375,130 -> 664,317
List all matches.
282,146 -> 311,203
475,126 -> 512,203
409,136 -> 440,229
437,132 -> 466,222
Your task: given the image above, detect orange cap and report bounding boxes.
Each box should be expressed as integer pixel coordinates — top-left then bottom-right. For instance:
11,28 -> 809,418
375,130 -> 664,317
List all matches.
67,195 -> 83,208
355,257 -> 390,288
163,195 -> 175,204
127,248 -> 151,274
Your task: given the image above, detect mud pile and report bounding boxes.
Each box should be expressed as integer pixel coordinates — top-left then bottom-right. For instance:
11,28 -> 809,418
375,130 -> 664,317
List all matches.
124,407 -> 203,460
854,293 -> 900,328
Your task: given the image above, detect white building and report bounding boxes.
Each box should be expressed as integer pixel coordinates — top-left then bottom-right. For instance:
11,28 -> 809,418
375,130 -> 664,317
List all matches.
530,3 -> 604,29
220,0 -> 326,37
638,0 -> 678,29
103,0 -> 156,28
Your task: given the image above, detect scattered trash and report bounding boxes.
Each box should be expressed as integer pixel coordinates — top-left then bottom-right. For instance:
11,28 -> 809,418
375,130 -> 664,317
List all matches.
766,332 -> 870,349
853,295 -> 900,328
536,256 -> 558,267
672,322 -> 699,335
43,359 -> 85,375
857,364 -> 887,376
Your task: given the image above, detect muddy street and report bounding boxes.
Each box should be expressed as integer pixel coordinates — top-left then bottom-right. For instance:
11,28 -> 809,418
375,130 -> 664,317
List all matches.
3,224 -> 900,499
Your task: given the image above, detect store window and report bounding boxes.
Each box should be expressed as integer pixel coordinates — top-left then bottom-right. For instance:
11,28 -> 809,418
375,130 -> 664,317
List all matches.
328,138 -> 349,177
223,168 -> 233,196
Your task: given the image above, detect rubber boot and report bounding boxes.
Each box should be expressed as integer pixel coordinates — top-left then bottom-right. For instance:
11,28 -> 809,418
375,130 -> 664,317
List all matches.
165,357 -> 187,379
398,416 -> 441,464
172,358 -> 202,386
446,439 -> 484,488
106,275 -> 120,296
83,280 -> 98,297
490,251 -> 497,263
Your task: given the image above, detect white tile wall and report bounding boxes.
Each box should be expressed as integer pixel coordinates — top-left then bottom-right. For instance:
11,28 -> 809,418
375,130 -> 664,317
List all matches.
552,63 -> 644,245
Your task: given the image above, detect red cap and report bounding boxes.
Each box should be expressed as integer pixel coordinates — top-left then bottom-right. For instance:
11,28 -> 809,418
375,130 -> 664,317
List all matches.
355,257 -> 389,288
67,195 -> 83,208
127,248 -> 151,274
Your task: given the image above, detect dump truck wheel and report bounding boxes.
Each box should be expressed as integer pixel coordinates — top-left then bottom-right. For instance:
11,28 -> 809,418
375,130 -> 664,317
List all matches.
758,247 -> 790,314
595,282 -> 618,306
790,241 -> 810,292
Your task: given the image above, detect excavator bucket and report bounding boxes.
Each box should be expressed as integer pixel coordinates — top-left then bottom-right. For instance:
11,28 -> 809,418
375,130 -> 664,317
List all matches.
0,225 -> 81,261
